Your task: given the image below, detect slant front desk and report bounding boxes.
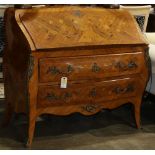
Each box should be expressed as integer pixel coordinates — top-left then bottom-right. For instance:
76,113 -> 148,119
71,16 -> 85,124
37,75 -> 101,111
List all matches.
3,6 -> 149,147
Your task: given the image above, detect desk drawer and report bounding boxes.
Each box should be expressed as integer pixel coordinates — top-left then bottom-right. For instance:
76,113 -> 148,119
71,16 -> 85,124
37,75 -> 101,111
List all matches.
37,78 -> 139,108
39,52 -> 143,83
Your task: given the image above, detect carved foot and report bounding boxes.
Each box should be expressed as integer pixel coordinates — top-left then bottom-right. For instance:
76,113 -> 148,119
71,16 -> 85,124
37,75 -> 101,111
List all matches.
133,98 -> 142,129
26,116 -> 36,148
25,138 -> 32,149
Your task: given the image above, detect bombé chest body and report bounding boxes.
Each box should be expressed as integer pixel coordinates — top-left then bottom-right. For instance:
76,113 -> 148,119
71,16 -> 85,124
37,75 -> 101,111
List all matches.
3,6 -> 149,147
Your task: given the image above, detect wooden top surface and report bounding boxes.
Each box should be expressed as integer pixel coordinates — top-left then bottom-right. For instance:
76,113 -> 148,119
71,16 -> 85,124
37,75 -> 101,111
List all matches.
15,6 -> 148,51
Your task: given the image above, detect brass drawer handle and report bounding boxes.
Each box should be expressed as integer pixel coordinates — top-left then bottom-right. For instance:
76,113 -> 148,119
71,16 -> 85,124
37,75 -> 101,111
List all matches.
92,63 -> 101,73
46,66 -> 60,75
45,92 -> 72,101
45,92 -> 58,100
128,61 -> 137,68
115,62 -> 126,70
113,84 -> 134,94
115,61 -> 137,71
113,87 -> 124,94
46,65 -> 74,75
67,65 -> 74,73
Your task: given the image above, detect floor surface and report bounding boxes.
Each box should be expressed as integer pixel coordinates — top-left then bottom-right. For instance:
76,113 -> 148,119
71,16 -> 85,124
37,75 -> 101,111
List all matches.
0,95 -> 155,150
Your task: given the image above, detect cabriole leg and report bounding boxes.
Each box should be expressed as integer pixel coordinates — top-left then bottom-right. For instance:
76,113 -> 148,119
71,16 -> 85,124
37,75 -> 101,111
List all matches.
26,115 -> 36,148
133,98 -> 142,129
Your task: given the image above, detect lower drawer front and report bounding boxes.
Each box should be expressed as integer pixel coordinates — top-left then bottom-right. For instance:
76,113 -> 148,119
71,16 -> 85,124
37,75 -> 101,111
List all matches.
37,78 -> 139,108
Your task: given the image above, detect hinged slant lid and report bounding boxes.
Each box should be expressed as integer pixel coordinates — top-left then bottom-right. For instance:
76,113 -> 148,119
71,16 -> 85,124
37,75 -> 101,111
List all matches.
15,6 -> 148,51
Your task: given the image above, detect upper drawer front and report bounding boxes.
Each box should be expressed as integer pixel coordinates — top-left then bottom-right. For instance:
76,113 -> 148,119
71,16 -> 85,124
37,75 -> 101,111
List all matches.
37,78 -> 139,108
39,52 -> 144,83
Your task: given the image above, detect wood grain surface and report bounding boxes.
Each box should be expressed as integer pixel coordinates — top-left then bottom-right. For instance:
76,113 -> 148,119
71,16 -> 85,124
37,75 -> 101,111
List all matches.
3,6 -> 149,147
39,52 -> 144,83
15,6 -> 148,50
